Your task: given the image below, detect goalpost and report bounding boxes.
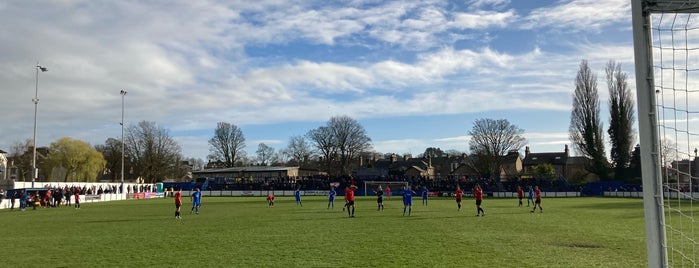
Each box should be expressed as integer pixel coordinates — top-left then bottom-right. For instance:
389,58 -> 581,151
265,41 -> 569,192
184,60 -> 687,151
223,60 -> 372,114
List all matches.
363,181 -> 408,196
632,1 -> 699,267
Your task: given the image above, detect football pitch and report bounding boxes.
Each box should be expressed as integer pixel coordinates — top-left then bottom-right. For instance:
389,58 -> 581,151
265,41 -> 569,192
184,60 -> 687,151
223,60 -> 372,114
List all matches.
0,197 -> 657,267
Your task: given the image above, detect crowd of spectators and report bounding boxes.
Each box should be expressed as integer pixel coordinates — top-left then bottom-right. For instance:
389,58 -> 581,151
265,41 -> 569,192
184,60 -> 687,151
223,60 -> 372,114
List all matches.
198,174 -> 575,193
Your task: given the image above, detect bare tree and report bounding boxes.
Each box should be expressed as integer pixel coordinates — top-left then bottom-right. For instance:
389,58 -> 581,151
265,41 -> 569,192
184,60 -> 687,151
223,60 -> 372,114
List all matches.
185,157 -> 205,171
255,143 -> 275,166
125,121 -> 182,183
569,59 -> 610,180
94,138 -> 123,181
285,135 -> 313,166
660,138 -> 678,168
8,139 -> 33,181
328,115 -> 372,176
606,60 -> 636,180
307,126 -> 337,172
208,122 -> 246,167
271,150 -> 287,166
468,118 -> 527,179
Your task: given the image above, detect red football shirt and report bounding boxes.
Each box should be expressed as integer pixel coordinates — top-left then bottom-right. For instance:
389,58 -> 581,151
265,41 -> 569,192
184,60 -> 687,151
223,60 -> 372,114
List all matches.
474,188 -> 483,201
534,188 -> 541,200
175,192 -> 182,205
345,187 -> 356,201
455,189 -> 463,199
517,188 -> 523,198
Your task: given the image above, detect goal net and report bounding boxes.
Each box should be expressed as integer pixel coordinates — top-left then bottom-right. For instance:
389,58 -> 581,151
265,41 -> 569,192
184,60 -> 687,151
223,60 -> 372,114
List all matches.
633,1 -> 699,266
363,181 -> 408,196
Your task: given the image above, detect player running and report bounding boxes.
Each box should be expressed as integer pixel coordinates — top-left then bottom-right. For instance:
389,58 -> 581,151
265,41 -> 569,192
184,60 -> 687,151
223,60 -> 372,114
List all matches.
344,185 -> 358,217
174,188 -> 182,219
375,185 -> 384,211
516,185 -> 524,207
455,185 -> 464,211
527,185 -> 534,207
473,184 -> 485,217
401,185 -> 417,216
190,188 -> 202,214
531,186 -> 543,213
327,186 -> 336,209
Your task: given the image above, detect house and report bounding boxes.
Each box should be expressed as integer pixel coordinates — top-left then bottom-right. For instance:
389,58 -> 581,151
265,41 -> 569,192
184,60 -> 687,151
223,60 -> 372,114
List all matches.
0,149 -> 6,180
522,145 -> 597,183
193,166 -> 326,182
447,151 -> 522,181
357,151 -> 524,181
356,153 -> 434,179
5,146 -> 50,181
501,150 -> 523,179
669,157 -> 699,185
522,145 -> 569,179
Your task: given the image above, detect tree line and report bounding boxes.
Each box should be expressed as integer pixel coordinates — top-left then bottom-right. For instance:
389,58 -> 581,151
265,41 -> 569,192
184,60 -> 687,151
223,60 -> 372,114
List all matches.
5,59 -> 638,183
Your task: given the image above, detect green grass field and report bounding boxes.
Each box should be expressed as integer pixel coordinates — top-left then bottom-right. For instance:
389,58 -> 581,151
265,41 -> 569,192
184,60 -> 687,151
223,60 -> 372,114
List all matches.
0,196 -> 672,267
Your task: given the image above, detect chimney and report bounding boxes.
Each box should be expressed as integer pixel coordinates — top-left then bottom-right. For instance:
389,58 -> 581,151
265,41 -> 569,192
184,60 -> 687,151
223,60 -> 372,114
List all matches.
564,144 -> 569,157
525,146 -> 530,158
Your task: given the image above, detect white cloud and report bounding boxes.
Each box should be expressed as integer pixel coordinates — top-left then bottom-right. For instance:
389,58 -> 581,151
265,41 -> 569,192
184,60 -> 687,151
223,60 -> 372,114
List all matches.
452,10 -> 516,29
0,0 -> 640,160
521,0 -> 630,31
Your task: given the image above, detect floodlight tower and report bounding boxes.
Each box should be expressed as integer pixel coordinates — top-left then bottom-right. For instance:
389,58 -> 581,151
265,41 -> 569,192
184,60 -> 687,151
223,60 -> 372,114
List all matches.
32,63 -> 48,188
120,89 -> 128,184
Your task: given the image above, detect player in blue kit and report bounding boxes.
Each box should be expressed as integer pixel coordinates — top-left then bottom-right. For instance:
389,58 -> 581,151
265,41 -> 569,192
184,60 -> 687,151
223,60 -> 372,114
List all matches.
401,185 -> 417,216
421,186 -> 429,206
190,188 -> 202,214
295,187 -> 302,207
327,186 -> 336,209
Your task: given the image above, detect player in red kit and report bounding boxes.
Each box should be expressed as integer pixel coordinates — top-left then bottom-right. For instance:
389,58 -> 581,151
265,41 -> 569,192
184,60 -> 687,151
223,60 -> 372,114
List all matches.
531,185 -> 542,213
266,193 -> 275,207
344,185 -> 358,217
516,185 -> 524,207
455,185 -> 464,211
473,184 -> 485,216
174,188 -> 183,219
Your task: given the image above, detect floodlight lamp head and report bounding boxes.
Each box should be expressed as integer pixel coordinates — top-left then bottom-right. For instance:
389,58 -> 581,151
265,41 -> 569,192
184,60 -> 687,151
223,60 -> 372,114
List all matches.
37,65 -> 47,72
120,90 -> 128,95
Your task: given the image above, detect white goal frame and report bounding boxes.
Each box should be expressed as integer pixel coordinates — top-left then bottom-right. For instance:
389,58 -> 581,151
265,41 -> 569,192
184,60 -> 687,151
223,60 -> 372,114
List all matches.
633,1 -> 699,267
363,181 -> 408,196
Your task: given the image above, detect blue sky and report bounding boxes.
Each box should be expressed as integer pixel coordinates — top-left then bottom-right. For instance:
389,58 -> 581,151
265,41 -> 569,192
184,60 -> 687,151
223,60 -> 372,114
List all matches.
0,0 -> 636,161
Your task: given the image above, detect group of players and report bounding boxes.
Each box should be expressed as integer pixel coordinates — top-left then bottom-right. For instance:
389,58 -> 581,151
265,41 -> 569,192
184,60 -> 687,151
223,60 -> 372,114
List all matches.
173,187 -> 201,219
174,183 -> 543,219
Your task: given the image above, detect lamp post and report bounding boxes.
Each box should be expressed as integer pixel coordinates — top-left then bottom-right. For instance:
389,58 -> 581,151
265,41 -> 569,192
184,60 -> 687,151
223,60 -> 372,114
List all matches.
120,90 -> 128,184
32,63 -> 48,188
